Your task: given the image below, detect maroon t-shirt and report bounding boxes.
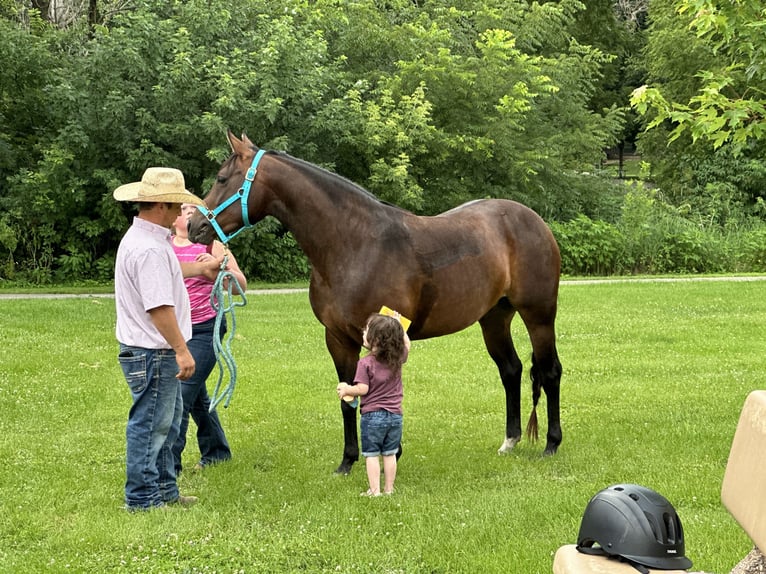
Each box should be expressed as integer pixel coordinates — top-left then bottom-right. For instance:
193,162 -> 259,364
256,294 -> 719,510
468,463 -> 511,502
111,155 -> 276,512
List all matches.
354,348 -> 408,415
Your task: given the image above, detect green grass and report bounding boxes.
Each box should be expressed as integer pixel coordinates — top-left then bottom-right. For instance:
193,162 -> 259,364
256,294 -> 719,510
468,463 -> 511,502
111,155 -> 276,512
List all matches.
1,279 -> 764,573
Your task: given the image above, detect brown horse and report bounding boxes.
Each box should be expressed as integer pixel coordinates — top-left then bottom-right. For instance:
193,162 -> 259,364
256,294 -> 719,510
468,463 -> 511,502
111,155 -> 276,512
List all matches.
188,131 -> 563,474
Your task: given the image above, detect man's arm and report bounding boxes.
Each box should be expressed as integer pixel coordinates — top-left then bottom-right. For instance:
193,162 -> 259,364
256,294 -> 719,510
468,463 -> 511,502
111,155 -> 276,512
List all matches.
179,255 -> 223,281
147,305 -> 195,380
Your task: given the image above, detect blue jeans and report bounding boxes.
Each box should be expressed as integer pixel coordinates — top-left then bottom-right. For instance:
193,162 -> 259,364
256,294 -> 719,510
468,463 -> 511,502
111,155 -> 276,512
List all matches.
361,410 -> 403,457
118,345 -> 183,510
172,317 -> 231,474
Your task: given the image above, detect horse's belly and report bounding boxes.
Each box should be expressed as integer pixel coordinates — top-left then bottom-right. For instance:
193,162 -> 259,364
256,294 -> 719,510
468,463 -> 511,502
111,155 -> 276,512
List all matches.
413,272 -> 507,337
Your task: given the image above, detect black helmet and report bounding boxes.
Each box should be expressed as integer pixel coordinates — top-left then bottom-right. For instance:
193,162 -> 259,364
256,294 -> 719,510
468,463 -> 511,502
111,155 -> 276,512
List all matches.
576,483 -> 693,571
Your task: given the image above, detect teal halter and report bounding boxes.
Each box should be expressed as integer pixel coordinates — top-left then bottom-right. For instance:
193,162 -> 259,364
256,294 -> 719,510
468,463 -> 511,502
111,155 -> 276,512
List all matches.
196,149 -> 267,244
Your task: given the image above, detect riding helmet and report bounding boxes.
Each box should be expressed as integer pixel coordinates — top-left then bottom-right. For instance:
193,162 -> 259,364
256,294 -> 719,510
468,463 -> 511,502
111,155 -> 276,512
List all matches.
576,483 -> 693,570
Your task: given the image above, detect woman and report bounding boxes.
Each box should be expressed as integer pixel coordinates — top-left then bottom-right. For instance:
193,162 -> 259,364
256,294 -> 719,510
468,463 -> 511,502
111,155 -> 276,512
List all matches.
171,203 -> 248,473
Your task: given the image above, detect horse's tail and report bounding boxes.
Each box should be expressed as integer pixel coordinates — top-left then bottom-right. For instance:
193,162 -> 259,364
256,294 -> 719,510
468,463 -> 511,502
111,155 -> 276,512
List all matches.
525,356 -> 542,442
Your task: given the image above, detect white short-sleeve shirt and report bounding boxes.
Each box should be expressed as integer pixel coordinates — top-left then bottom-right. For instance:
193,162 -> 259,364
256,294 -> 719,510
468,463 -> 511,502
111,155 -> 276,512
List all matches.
115,216 -> 192,348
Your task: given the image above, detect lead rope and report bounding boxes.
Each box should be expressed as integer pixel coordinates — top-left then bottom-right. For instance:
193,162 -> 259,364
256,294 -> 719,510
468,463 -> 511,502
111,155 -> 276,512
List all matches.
208,251 -> 247,411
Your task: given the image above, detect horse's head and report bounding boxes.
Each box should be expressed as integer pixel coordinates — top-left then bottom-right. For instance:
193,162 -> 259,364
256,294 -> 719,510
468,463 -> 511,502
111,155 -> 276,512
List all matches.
188,130 -> 267,245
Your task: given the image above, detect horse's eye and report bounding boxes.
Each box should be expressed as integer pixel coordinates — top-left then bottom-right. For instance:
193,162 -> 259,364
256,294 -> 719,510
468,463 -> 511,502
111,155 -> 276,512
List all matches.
216,175 -> 227,184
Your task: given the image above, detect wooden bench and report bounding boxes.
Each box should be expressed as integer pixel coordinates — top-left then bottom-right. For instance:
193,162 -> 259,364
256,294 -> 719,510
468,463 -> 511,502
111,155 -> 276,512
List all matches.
552,545 -> 688,574
553,390 -> 766,573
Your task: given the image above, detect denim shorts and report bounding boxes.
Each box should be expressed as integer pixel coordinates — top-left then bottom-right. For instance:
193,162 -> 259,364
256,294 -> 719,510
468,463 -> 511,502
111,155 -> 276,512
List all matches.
361,410 -> 403,457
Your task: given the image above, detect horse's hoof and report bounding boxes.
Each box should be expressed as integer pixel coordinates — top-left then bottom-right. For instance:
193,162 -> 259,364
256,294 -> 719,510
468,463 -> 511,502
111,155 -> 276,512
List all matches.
497,437 -> 520,455
334,461 -> 354,475
543,444 -> 559,457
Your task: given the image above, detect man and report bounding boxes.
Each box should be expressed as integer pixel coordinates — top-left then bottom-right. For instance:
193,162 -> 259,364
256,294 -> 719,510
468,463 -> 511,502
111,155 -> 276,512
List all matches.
113,167 -> 220,511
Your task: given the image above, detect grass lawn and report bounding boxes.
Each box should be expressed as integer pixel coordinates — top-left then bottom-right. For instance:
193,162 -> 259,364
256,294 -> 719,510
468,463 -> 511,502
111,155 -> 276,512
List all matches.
0,278 -> 763,573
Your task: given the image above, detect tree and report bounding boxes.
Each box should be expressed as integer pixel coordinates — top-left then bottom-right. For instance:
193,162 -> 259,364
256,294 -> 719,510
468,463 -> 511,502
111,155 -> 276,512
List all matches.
630,0 -> 766,154
314,0 -> 625,218
0,0 -> 627,282
624,0 -> 766,226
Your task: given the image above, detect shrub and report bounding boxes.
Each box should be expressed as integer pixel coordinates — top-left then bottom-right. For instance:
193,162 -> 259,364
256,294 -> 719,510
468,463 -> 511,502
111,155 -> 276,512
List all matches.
734,227 -> 766,272
550,215 -> 626,276
228,218 -> 310,284
653,224 -> 724,274
550,183 -> 766,276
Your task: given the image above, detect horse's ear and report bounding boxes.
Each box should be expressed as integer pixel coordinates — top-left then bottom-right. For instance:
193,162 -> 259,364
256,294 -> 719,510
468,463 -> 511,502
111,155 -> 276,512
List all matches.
241,133 -> 255,148
226,129 -> 241,152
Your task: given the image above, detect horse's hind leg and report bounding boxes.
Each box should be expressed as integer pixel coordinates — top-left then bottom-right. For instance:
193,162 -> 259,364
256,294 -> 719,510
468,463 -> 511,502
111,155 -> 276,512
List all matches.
526,321 -> 563,456
479,300 -> 523,454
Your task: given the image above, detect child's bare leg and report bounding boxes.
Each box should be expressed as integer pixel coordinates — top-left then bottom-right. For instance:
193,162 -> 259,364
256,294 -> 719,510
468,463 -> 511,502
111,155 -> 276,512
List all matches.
365,455 -> 381,495
382,454 -> 397,494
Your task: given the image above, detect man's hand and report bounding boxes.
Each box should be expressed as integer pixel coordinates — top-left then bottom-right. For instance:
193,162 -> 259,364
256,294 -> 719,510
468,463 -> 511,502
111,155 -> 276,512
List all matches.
175,348 -> 196,380
147,305 -> 197,379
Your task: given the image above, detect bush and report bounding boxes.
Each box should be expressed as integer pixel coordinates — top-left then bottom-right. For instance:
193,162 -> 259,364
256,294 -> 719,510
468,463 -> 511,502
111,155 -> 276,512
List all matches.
551,183 -> 766,276
652,225 -> 723,274
228,218 -> 310,284
549,215 -> 626,275
734,227 -> 766,272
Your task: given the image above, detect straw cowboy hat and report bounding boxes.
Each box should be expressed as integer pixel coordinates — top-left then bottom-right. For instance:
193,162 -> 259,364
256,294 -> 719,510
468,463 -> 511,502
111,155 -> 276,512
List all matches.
113,167 -> 204,205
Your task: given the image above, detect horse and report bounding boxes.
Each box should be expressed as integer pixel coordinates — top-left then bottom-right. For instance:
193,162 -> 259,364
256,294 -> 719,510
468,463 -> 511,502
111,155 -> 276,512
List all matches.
188,131 -> 563,475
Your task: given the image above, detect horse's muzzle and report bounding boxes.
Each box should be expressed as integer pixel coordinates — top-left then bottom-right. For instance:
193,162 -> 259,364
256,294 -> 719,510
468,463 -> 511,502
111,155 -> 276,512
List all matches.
187,213 -> 216,245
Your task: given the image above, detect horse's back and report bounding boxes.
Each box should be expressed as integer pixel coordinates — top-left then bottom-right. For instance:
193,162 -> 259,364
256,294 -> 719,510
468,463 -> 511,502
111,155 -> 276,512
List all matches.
394,198 -> 559,337
430,198 -> 560,289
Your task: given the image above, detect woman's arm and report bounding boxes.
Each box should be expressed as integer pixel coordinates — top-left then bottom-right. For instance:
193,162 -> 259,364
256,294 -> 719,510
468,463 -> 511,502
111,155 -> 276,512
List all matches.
212,241 -> 248,293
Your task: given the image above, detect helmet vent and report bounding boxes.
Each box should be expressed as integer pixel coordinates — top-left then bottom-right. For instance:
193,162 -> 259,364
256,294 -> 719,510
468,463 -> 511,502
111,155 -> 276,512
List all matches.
663,512 -> 678,544
644,511 -> 662,542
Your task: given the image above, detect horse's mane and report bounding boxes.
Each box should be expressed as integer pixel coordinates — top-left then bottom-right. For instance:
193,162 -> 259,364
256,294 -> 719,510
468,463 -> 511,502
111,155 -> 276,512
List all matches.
271,150 -> 410,214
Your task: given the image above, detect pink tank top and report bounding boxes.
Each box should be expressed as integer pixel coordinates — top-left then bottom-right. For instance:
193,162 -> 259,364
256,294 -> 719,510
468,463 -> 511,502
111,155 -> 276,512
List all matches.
171,241 -> 217,324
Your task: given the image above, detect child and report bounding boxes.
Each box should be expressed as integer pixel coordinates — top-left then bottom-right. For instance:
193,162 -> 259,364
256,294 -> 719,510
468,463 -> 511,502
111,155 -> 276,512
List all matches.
337,313 -> 410,496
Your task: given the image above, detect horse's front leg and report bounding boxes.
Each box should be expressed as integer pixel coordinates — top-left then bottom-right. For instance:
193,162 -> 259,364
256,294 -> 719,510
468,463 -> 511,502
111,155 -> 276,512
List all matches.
337,397 -> 359,474
479,306 -> 523,454
325,329 -> 362,475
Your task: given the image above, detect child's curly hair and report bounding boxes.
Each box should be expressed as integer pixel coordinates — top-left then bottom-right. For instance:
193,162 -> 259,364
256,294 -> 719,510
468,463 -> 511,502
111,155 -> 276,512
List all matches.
365,313 -> 406,369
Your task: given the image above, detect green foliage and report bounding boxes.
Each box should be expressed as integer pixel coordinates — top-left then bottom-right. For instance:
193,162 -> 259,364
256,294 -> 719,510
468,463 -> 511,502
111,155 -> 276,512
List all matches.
0,0 -> 763,284
629,0 -> 766,229
0,18 -> 61,282
631,0 -> 766,154
227,218 -> 310,284
617,183 -> 732,273
312,0 -> 624,215
0,0 -> 628,284
313,81 -> 435,212
734,227 -> 766,272
549,215 -> 625,275
527,169 -> 627,223
553,182 -> 766,276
